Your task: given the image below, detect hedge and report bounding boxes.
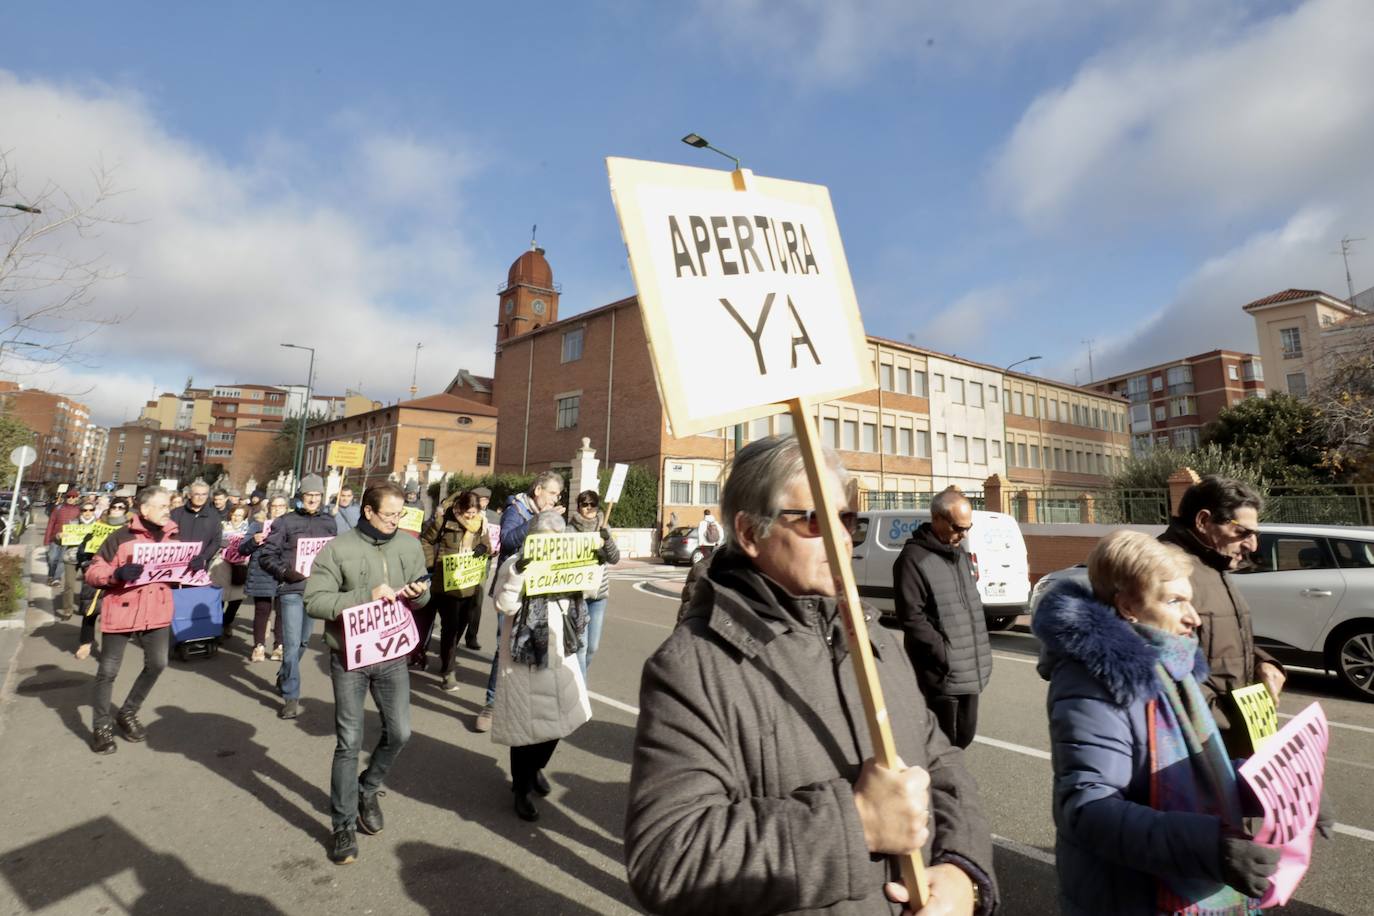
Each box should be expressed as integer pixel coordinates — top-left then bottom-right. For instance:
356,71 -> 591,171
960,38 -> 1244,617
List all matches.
0,553 -> 24,619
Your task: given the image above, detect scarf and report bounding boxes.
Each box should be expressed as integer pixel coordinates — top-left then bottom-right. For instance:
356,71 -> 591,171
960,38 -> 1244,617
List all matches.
1136,624 -> 1261,916
511,590 -> 588,668
357,516 -> 395,543
457,512 -> 485,535
567,509 -> 602,533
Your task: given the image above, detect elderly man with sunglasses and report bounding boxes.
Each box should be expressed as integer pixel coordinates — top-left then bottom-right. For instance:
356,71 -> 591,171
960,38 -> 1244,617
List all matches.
892,486 -> 991,751
627,436 -> 996,916
1159,475 -> 1285,756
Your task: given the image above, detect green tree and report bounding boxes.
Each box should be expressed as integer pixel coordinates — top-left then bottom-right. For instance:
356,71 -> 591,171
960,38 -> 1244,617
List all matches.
597,463 -> 659,528
1103,443 -> 1271,524
252,415 -> 323,484
0,415 -> 37,482
1201,393 -> 1335,482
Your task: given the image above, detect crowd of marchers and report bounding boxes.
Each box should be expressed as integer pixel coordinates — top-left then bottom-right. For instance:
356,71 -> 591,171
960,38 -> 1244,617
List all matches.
39,440 -> 1326,914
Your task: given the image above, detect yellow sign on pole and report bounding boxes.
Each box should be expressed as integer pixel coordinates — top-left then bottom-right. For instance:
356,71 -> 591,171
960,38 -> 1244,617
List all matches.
398,506 -> 425,533
1232,683 -> 1280,751
327,441 -> 366,469
61,523 -> 95,547
85,522 -> 119,551
441,553 -> 489,592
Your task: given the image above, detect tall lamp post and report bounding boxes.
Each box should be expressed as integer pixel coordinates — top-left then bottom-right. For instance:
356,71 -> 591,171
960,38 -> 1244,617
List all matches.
281,343 -> 315,490
1005,355 -> 1042,373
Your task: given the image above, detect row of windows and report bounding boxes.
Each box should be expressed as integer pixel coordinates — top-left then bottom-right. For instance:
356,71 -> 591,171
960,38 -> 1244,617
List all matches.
1006,441 -> 1120,476
878,364 -> 930,398
1006,390 -> 1125,431
667,481 -> 721,506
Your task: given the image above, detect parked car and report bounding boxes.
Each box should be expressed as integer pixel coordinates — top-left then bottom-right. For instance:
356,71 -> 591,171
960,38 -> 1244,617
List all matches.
660,526 -> 705,566
1029,523 -> 1374,701
0,492 -> 29,540
850,508 -> 1031,630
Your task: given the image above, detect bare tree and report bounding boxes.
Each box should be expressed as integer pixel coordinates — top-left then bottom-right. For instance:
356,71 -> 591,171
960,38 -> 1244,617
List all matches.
1309,315 -> 1374,474
0,148 -> 129,381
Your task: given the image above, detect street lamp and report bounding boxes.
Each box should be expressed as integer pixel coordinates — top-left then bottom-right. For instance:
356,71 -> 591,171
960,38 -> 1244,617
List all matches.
281,343 -> 316,490
1005,355 -> 1043,374
681,133 -> 741,171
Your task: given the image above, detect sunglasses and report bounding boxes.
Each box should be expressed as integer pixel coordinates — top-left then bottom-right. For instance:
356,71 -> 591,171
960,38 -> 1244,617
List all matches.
777,508 -> 860,537
1224,519 -> 1259,539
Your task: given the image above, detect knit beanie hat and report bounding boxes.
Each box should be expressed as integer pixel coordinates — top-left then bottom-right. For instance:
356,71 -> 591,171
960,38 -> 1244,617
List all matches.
299,474 -> 325,495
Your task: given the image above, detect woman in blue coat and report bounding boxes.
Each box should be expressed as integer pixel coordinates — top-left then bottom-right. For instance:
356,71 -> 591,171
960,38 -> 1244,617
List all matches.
1033,530 -> 1277,915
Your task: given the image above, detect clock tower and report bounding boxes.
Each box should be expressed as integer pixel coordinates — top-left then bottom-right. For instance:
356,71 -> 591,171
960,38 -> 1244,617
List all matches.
496,242 -> 560,343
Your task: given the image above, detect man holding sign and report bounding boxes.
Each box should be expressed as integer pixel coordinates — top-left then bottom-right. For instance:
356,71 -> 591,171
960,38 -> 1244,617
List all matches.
305,482 -> 430,865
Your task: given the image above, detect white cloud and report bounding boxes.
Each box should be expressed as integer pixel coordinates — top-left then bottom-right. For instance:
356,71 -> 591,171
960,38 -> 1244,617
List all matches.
990,0 -> 1374,228
0,72 -> 494,425
911,286 -> 1018,357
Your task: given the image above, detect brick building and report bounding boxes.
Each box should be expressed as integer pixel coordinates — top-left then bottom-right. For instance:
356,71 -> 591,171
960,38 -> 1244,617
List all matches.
207,384 -> 290,462
100,419 -> 206,489
1092,349 -> 1265,454
0,381 -> 94,491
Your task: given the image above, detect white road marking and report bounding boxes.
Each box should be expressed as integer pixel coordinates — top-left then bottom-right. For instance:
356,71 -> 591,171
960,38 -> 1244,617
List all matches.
1278,711 -> 1374,736
973,735 -> 1051,760
615,615 -> 674,631
1335,823 -> 1374,842
589,690 -> 642,716
992,652 -> 1037,665
992,833 -> 1056,866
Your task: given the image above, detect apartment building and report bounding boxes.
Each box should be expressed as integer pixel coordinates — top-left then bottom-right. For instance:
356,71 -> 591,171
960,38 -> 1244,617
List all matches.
1093,350 -> 1265,454
0,381 -> 93,490
1243,288 -> 1365,398
139,388 -> 214,435
100,420 -> 206,489
76,425 -> 109,491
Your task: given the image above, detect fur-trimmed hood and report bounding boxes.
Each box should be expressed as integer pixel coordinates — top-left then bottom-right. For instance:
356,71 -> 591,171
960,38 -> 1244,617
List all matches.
1032,580 -> 1207,707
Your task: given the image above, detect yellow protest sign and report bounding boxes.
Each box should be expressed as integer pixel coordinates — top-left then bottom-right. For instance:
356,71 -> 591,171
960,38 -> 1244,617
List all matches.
85,522 -> 119,551
1232,683 -> 1280,751
61,523 -> 95,547
327,441 -> 366,468
398,506 -> 425,533
522,531 -> 603,597
441,553 -> 488,592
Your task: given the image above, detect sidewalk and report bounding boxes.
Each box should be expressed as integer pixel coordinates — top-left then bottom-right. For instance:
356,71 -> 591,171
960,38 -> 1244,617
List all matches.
0,529 -> 57,737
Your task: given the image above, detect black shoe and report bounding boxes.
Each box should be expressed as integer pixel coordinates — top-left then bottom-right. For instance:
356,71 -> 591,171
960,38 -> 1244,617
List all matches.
91,724 -> 117,755
329,828 -> 358,865
513,792 -> 539,822
357,788 -> 385,835
533,770 -> 552,797
279,698 -> 300,720
465,639 -> 482,651
115,710 -> 147,742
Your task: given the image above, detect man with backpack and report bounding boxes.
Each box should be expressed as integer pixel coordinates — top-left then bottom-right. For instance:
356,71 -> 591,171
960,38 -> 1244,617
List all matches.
696,509 -> 723,559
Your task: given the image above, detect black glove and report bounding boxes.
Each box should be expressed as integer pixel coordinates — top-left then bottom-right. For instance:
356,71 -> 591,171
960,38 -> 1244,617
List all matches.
114,563 -> 145,582
282,569 -> 307,584
600,527 -> 612,541
1317,787 -> 1335,840
1219,834 -> 1280,898
187,555 -> 207,573
472,542 -> 490,558
515,554 -> 530,573
596,548 -> 610,564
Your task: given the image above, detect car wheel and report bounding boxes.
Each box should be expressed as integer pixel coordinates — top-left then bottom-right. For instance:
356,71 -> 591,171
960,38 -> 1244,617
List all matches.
986,616 -> 1017,632
1332,627 -> 1374,701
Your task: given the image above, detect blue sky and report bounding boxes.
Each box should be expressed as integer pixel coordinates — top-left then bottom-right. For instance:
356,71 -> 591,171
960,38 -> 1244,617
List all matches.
2,0 -> 1371,423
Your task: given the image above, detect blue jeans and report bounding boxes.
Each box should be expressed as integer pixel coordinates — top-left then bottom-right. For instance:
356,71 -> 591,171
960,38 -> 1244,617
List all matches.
46,542 -> 62,581
276,592 -> 312,700
576,597 -> 607,677
484,615 -> 502,706
329,653 -> 410,832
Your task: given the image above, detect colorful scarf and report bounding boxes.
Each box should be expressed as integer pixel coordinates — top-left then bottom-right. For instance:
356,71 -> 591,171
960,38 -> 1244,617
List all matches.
511,592 -> 587,668
1137,624 -> 1262,916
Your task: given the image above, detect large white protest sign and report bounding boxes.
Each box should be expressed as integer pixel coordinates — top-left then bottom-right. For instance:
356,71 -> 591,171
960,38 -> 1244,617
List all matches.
341,597 -> 419,670
129,541 -> 210,587
294,536 -> 334,576
607,157 -> 873,438
604,463 -> 629,504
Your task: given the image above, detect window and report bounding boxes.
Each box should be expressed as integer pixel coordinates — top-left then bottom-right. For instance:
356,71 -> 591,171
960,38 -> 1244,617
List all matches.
850,517 -> 870,548
1243,361 -> 1263,381
556,394 -> 581,429
1245,534 -> 1333,574
842,420 -> 859,451
1286,372 -> 1308,397
862,422 -> 877,452
417,438 -> 435,461
1091,408 -> 1100,428
698,482 -> 719,505
912,371 -> 928,397
1228,365 -> 1239,381
916,430 -> 931,457
1171,428 -> 1200,449
952,436 -> 968,463
991,440 -> 1002,460
1025,394 -> 1036,418
1165,365 -> 1193,393
1330,538 -> 1374,569
896,368 -> 910,394
1053,447 -> 1063,469
750,417 -> 771,441
1015,392 -> 1025,415
669,481 -> 692,504
822,417 -> 839,447
936,432 -> 947,453
1017,442 -> 1028,467
379,433 -> 392,464
1060,400 -> 1069,420
1170,397 -> 1197,417
899,427 -> 914,456
933,373 -> 945,393
777,413 -> 794,436
475,443 -> 491,466
971,438 -> 987,464
969,382 -> 983,407
880,364 -> 894,391
1047,400 -> 1058,422
1279,327 -> 1303,359
561,328 -> 584,363
1030,445 -> 1041,469
1126,374 -> 1149,402
950,378 -> 965,404
1041,397 -> 1048,418
1151,376 -> 1163,392
1154,405 -> 1166,422
882,424 -> 896,453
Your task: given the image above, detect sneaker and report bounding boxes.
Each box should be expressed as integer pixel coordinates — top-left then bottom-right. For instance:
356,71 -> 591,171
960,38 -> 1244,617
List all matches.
441,672 -> 460,693
533,769 -> 552,797
357,788 -> 384,835
513,792 -> 539,822
91,724 -> 117,755
115,710 -> 147,742
474,703 -> 493,733
329,828 -> 358,865
279,698 -> 300,720
270,645 -> 284,662
250,644 -> 266,663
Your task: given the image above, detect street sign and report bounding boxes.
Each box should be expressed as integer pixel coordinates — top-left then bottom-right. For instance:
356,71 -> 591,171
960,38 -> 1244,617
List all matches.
327,441 -> 366,468
104,481 -> 116,492
9,446 -> 36,469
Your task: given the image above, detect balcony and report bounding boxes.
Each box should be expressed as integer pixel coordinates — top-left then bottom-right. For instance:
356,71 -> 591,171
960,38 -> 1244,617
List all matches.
1167,383 -> 1194,395
1281,348 -> 1303,361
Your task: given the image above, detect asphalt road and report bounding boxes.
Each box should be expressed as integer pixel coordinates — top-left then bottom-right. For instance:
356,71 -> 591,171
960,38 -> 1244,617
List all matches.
1,543 -> 1370,915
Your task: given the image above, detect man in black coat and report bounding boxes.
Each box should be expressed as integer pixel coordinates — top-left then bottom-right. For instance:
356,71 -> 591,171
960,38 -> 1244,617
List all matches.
170,480 -> 222,577
893,487 -> 992,749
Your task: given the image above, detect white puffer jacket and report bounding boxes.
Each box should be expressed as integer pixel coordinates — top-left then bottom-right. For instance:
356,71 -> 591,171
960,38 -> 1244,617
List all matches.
491,556 -> 592,747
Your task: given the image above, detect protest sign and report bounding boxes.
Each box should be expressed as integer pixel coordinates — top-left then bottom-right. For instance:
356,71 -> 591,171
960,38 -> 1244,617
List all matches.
1232,683 -> 1280,753
340,597 -> 419,670
327,441 -> 365,468
604,463 -> 629,503
521,531 -> 603,597
441,553 -> 488,592
61,523 -> 95,547
398,507 -> 424,533
85,522 -> 119,551
606,156 -> 924,901
262,519 -> 275,539
294,536 -> 334,576
221,533 -> 249,565
1239,702 -> 1329,908
486,523 -> 500,555
129,541 -> 211,587
159,478 -> 178,492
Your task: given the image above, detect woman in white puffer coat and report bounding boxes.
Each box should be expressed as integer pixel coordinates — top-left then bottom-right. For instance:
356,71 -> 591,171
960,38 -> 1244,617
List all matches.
491,510 -> 592,822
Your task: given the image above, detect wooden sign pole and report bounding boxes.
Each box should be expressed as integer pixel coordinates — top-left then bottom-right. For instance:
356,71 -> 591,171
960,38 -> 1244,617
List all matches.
789,396 -> 930,906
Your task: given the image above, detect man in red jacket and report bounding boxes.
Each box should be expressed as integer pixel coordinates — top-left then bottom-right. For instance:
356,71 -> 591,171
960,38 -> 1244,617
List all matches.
43,486 -> 83,586
84,485 -> 178,755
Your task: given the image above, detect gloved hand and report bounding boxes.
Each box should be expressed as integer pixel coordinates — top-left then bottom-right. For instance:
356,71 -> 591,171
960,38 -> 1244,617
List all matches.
283,569 -> 307,584
1317,787 -> 1335,840
187,555 -> 207,573
472,542 -> 490,558
1219,834 -> 1280,898
114,563 -> 145,582
515,554 -> 530,573
600,527 -> 612,541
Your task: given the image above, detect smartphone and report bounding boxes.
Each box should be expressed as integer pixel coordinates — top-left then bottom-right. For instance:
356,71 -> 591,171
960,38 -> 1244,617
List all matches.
410,573 -> 432,585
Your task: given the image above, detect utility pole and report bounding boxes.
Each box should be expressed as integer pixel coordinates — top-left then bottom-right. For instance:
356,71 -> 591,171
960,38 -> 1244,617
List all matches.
409,342 -> 422,399
1081,339 -> 1096,383
1337,236 -> 1365,302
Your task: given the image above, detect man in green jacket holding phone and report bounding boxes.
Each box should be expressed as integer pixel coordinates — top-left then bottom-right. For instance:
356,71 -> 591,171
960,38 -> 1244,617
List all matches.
305,481 -> 431,865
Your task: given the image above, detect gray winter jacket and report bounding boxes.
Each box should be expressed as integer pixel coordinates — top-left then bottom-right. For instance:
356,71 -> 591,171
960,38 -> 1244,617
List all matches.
892,523 -> 992,697
626,548 -> 997,916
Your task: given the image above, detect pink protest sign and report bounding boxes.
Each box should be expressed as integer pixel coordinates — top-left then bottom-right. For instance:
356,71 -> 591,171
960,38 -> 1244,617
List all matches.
1238,702 -> 1329,908
486,523 -> 500,554
128,541 -> 210,587
294,536 -> 334,576
340,597 -> 419,670
222,533 -> 249,565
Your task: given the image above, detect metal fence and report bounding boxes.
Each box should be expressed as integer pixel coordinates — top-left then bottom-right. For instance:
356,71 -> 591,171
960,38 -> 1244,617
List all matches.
861,491 -> 986,511
1264,484 -> 1374,526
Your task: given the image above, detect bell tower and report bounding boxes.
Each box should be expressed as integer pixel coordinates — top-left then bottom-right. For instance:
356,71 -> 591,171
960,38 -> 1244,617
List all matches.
497,234 -> 560,343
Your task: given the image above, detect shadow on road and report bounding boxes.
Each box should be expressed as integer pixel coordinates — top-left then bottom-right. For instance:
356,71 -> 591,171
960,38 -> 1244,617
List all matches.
14,659 -> 93,745
396,840 -> 605,915
0,815 -> 285,914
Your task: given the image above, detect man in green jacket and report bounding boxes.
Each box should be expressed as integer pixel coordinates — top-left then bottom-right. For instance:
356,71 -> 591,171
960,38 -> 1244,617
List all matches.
305,481 -> 430,865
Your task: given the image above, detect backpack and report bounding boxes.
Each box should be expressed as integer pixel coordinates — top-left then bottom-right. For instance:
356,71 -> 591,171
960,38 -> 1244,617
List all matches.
705,520 -> 721,543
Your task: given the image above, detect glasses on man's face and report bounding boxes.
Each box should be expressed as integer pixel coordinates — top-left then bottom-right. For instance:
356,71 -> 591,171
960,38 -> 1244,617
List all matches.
777,508 -> 860,538
1224,519 -> 1259,540
373,510 -> 404,522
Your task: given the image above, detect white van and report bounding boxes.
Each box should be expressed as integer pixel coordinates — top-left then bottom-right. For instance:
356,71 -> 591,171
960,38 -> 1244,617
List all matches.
850,509 -> 1031,630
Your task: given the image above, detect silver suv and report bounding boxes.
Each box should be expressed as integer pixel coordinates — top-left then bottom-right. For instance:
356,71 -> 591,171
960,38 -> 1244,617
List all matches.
1029,524 -> 1374,701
